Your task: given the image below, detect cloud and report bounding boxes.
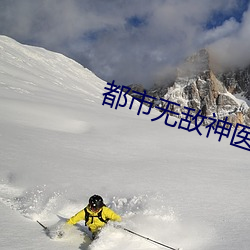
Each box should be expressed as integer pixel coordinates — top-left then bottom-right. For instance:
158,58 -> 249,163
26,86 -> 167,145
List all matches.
0,0 -> 249,87
200,18 -> 240,45
209,4 -> 250,69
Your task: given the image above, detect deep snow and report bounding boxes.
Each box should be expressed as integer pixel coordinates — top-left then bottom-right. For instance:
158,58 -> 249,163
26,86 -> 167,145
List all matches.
0,36 -> 249,250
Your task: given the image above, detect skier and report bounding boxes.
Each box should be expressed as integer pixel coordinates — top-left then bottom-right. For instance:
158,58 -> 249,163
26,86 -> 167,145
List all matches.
66,194 -> 122,239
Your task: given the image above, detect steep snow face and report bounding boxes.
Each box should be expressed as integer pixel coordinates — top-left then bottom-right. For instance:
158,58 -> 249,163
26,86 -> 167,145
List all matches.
0,36 -> 250,250
0,36 -> 105,99
0,35 -> 106,134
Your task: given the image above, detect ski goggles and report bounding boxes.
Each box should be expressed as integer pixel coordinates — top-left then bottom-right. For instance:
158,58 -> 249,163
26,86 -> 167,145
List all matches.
89,205 -> 101,212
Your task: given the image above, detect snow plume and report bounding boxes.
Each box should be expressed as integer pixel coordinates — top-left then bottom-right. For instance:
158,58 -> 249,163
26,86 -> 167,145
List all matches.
0,182 -> 64,221
0,0 -> 249,87
0,180 -> 214,250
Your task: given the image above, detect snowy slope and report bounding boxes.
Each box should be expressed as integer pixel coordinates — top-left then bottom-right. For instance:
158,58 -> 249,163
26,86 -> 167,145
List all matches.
0,36 -> 249,250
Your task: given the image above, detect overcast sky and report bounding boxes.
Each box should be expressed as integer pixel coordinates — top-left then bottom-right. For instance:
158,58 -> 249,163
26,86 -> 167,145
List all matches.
0,0 -> 249,87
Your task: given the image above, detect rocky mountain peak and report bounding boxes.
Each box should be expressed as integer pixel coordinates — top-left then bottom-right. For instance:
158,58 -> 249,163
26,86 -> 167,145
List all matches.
128,48 -> 250,127
177,48 -> 210,78
166,49 -> 250,126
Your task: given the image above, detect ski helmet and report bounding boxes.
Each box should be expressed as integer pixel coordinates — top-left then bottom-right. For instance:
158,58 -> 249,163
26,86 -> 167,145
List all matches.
89,195 -> 104,210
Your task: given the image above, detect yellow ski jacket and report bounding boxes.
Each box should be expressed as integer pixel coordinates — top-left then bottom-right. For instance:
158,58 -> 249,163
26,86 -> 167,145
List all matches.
67,206 -> 121,233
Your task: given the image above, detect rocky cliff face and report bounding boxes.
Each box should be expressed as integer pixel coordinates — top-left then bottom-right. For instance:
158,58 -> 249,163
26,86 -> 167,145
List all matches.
217,66 -> 250,99
131,49 -> 250,127
165,49 -> 250,126
217,66 -> 250,126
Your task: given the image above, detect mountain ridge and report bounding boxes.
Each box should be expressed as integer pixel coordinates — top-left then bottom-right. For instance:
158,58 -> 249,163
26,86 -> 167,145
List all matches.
129,48 -> 250,127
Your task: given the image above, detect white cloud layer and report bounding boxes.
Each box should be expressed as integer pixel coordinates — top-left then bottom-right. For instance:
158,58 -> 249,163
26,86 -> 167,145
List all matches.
209,6 -> 250,69
0,0 -> 249,86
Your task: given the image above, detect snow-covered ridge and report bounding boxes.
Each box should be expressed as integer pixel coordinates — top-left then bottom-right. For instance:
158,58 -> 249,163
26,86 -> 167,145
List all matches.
0,35 -> 105,100
0,35 -> 107,134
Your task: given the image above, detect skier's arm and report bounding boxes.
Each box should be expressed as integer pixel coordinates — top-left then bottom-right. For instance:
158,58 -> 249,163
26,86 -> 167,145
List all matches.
67,209 -> 85,225
104,207 -> 122,222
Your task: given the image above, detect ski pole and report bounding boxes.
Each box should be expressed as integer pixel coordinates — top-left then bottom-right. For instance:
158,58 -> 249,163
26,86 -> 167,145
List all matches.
122,227 -> 180,250
37,220 -> 48,231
